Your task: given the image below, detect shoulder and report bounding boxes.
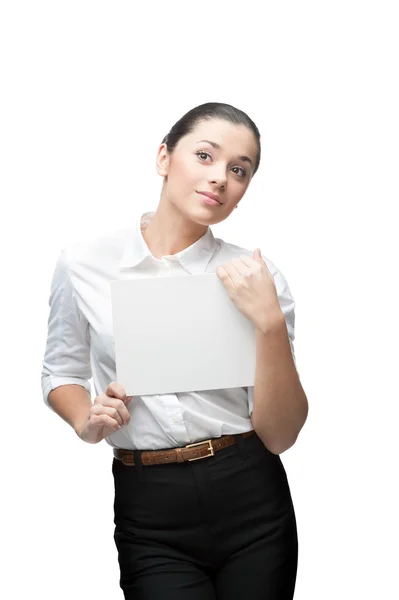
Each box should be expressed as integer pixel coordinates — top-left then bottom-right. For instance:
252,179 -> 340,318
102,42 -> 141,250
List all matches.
60,227 -> 132,274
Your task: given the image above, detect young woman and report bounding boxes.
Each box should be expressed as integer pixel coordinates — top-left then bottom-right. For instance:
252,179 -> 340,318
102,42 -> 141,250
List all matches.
42,102 -> 308,599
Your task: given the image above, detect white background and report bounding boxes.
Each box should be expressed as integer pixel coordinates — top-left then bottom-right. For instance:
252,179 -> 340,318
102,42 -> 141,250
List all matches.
1,1 -> 398,598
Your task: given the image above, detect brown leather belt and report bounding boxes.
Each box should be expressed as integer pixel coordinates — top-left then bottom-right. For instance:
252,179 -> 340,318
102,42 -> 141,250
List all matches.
113,430 -> 256,466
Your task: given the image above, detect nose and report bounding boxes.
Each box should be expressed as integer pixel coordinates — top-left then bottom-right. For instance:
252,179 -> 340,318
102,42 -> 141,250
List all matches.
209,169 -> 227,189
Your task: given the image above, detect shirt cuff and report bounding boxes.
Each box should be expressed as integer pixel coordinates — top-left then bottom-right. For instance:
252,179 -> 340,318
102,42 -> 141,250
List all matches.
42,376 -> 92,411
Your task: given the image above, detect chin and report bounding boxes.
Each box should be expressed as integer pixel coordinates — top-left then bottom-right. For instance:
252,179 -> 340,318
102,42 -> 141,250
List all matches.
186,206 -> 223,225
172,195 -> 226,226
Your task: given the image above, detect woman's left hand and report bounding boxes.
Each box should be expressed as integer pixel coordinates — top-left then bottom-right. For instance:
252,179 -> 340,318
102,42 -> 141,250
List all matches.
216,248 -> 284,332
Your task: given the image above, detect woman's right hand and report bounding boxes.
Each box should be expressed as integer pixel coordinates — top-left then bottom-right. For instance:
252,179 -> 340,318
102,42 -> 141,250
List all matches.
76,381 -> 133,444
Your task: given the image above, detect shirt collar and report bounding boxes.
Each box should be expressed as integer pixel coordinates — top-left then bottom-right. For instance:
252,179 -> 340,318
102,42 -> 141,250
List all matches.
120,211 -> 218,274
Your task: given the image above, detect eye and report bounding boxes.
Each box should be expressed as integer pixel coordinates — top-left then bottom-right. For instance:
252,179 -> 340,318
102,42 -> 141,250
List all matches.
196,150 -> 247,178
196,150 -> 211,161
232,166 -> 246,178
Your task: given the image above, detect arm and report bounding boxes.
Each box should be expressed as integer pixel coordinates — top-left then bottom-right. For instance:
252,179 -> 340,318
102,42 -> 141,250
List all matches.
250,314 -> 308,455
41,248 -> 93,433
48,384 -> 92,435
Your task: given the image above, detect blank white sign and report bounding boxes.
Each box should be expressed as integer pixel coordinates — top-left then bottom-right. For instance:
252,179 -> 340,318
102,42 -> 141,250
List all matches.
110,273 -> 256,396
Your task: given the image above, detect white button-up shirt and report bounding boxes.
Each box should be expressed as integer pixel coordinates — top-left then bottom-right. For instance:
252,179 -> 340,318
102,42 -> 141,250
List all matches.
41,211 -> 296,450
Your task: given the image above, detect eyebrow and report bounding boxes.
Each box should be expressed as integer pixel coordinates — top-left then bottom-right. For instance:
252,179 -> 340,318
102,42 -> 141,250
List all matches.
196,139 -> 253,169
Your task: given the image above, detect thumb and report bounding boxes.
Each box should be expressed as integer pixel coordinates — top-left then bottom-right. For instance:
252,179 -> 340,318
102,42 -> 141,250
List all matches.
253,248 -> 262,261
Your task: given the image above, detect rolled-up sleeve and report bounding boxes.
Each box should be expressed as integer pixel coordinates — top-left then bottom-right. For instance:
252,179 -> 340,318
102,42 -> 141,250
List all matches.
41,249 -> 92,411
272,267 -> 297,367
247,263 -> 297,417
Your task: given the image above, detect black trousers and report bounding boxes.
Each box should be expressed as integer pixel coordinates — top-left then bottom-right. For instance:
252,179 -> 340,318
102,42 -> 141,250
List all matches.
112,432 -> 298,599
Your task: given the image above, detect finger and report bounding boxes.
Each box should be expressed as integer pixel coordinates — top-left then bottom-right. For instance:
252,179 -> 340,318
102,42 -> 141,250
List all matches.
96,414 -> 122,431
220,258 -> 253,279
101,398 -> 131,426
92,403 -> 124,427
106,381 -> 129,403
216,265 -> 236,288
230,258 -> 251,275
89,412 -> 121,431
251,250 -> 270,272
238,254 -> 259,268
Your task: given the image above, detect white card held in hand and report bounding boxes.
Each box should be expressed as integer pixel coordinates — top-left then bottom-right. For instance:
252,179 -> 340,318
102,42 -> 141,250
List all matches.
110,273 -> 256,396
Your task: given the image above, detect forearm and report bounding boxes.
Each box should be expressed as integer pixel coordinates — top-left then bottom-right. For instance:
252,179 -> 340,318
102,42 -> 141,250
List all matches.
250,313 -> 308,454
48,384 -> 92,434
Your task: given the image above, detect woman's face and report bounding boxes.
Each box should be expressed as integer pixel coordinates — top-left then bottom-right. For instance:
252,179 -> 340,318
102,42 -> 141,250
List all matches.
156,118 -> 259,225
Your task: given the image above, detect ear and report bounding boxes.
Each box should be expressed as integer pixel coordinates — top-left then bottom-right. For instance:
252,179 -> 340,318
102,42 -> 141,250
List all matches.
156,142 -> 170,177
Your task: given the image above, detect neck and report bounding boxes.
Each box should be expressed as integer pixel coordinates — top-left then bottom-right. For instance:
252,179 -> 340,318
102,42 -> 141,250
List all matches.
141,195 -> 209,259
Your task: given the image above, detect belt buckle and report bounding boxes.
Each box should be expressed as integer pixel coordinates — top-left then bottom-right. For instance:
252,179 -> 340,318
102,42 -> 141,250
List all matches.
186,439 -> 215,461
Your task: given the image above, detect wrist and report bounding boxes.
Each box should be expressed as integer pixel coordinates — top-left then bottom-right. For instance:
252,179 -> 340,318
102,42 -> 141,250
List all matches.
73,414 -> 89,438
255,308 -> 286,335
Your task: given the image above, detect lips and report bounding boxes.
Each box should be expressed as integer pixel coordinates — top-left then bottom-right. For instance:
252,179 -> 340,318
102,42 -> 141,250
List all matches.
197,191 -> 222,204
